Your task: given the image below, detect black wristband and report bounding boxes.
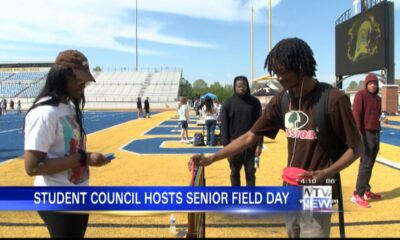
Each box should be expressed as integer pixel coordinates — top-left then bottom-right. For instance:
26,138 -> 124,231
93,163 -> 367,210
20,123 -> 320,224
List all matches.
78,149 -> 87,167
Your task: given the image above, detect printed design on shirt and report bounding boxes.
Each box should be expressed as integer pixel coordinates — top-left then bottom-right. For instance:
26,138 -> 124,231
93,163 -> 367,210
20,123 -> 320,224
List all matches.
285,111 -> 308,130
60,116 -> 89,184
284,111 -> 317,140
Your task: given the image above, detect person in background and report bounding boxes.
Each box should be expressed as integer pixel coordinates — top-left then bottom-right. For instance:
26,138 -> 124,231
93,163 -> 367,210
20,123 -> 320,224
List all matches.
17,99 -> 22,114
1,99 -> 6,115
144,97 -> 150,118
202,96 -> 217,146
220,76 -> 263,186
194,98 -> 200,116
4,99 -> 7,114
214,100 -> 222,123
10,99 -> 14,110
0,99 -> 3,117
136,97 -> 143,119
351,73 -> 384,208
380,111 -> 388,124
178,97 -> 190,143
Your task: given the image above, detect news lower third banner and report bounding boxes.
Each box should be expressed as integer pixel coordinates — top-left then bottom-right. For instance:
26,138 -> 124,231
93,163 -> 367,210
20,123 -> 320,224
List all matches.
0,186 -> 334,212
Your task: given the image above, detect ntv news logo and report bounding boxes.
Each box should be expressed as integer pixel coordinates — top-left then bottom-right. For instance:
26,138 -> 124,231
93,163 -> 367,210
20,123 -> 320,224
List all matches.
302,186 -> 334,211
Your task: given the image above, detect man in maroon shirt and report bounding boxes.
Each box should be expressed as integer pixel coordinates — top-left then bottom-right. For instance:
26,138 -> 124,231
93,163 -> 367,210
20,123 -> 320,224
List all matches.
351,73 -> 383,208
189,38 -> 363,238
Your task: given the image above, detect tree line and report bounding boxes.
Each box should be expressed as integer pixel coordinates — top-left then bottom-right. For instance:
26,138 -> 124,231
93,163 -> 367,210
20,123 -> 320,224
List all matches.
179,78 -> 234,102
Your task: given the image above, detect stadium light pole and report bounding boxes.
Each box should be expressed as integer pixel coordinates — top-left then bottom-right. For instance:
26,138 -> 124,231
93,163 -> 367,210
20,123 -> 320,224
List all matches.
250,0 -> 254,82
353,0 -> 360,14
135,0 -> 138,71
268,0 -> 272,52
252,0 -> 276,82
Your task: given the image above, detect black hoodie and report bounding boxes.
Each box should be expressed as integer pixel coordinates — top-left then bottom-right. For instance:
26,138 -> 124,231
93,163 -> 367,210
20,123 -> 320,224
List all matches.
220,77 -> 262,146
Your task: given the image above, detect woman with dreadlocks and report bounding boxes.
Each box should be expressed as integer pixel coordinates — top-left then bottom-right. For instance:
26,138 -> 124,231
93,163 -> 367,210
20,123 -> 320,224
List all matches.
189,38 -> 362,238
24,50 -> 111,238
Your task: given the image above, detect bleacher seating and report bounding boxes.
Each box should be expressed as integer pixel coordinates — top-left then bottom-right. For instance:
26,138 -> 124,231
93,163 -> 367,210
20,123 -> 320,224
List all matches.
0,72 -> 13,81
84,70 -> 181,103
18,82 -> 45,98
0,67 -> 181,108
6,72 -> 47,81
0,71 -> 47,98
0,83 -> 29,98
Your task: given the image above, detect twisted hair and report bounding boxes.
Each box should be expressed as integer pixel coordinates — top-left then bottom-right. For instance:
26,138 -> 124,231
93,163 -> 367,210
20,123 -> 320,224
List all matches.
264,38 -> 317,77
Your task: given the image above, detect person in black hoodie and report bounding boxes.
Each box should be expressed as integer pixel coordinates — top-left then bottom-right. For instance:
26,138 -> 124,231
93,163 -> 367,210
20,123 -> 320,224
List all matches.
137,97 -> 143,119
220,76 -> 263,186
144,97 -> 150,118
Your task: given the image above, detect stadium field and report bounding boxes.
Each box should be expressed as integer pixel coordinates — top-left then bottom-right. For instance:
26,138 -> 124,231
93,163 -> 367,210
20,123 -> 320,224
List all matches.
0,111 -> 399,238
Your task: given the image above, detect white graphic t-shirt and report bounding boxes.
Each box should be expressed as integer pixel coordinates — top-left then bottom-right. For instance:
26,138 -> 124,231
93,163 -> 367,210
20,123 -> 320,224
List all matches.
24,98 -> 89,186
178,104 -> 189,121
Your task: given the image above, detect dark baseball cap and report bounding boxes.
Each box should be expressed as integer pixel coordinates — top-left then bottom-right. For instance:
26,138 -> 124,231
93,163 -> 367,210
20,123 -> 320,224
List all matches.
55,50 -> 96,82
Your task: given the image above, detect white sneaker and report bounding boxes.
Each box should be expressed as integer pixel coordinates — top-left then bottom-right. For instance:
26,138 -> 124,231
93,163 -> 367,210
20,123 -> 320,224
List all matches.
185,139 -> 190,144
181,139 -> 185,143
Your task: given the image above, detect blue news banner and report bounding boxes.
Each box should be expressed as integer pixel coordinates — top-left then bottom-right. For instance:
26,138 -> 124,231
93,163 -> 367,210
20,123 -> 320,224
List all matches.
0,186 -> 333,212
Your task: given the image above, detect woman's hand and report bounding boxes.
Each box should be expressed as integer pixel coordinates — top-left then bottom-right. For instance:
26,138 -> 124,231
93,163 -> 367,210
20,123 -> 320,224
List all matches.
88,152 -> 110,167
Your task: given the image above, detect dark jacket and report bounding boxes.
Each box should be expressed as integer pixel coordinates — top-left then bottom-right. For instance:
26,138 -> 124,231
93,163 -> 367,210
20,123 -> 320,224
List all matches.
352,74 -> 381,132
221,77 -> 262,146
144,99 -> 150,111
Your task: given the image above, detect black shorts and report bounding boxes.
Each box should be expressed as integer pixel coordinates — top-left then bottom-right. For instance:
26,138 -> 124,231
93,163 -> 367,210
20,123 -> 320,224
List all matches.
181,120 -> 188,129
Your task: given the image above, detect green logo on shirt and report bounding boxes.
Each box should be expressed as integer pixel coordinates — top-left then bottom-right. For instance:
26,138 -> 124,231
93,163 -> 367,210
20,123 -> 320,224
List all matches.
285,111 -> 309,130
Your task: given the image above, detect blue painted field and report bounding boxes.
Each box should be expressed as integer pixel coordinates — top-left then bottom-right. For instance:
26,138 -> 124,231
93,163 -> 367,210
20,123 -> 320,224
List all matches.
1,110 -> 399,163
380,127 -> 400,147
388,120 -> 400,126
123,137 -> 220,155
0,111 -> 151,162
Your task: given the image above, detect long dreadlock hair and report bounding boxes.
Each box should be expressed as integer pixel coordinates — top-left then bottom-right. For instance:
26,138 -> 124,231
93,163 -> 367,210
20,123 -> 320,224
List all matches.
264,38 -> 317,77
